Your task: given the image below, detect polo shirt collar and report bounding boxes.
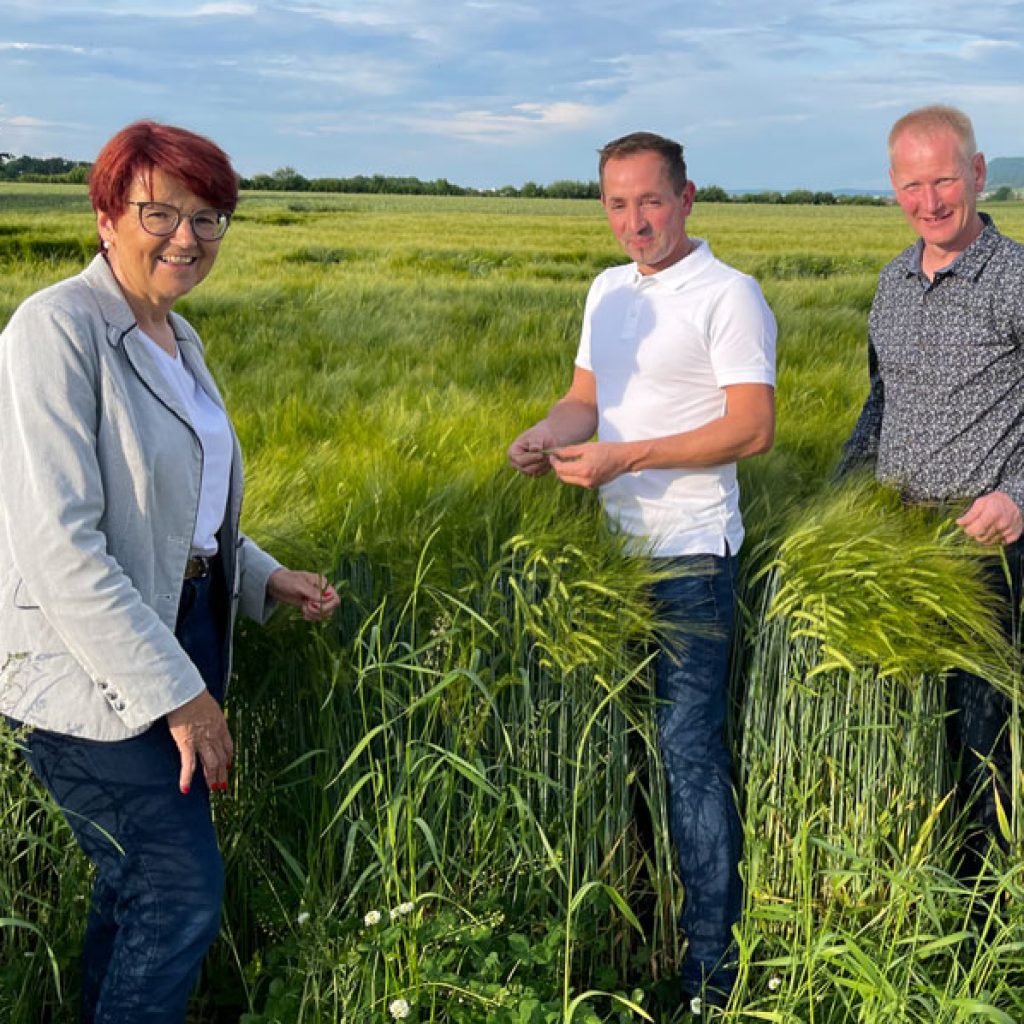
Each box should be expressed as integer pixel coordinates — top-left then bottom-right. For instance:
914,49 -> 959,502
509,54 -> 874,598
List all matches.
900,212 -> 1000,283
632,238 -> 711,289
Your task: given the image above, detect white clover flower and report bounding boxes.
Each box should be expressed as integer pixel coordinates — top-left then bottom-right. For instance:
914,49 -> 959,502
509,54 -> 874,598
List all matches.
768,974 -> 783,992
389,997 -> 410,1019
296,911 -> 310,926
386,902 -> 415,922
364,909 -> 382,927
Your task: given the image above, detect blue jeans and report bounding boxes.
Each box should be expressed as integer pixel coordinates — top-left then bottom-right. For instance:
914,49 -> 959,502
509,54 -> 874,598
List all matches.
12,571 -> 226,1023
651,552 -> 742,999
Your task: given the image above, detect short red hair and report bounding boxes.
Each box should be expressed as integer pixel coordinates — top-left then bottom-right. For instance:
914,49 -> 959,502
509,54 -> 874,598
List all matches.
88,120 -> 239,219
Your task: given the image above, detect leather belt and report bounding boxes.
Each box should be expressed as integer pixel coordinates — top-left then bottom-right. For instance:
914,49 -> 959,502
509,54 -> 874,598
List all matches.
184,555 -> 211,580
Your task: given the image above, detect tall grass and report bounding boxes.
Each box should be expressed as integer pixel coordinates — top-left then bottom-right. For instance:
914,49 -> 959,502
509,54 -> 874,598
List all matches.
2,186 -> 1024,1022
219,493 -> 667,1022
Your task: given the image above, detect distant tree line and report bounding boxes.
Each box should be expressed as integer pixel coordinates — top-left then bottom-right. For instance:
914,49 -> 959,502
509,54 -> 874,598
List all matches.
238,166 -> 605,198
0,153 -> 90,183
239,168 -> 894,204
0,153 -> 929,206
694,185 -> 886,206
240,166 -> 476,195
5,151 -> 1024,204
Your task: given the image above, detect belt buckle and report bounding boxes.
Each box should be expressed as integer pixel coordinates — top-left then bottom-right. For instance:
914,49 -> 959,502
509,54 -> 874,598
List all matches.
184,555 -> 210,580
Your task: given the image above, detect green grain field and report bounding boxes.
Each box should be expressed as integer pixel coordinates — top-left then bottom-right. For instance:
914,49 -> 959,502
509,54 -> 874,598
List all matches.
2,185 -> 1024,1023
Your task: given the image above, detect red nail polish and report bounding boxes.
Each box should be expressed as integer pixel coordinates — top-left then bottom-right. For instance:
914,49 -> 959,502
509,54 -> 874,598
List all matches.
181,785 -> 190,795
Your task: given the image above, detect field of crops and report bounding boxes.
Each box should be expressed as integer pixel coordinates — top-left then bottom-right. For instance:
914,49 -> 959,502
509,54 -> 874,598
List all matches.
2,184 -> 1024,1023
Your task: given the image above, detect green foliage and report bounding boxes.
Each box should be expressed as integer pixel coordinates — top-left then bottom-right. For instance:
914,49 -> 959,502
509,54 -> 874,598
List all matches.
0,154 -> 91,182
239,896 -> 639,1024
758,478 -> 1015,686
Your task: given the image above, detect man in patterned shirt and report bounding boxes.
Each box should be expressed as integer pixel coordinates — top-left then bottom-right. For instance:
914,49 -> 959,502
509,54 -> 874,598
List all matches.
839,104 -> 1024,881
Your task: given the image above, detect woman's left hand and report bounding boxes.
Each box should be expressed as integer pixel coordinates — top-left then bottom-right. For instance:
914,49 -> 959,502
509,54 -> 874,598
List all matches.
267,569 -> 341,622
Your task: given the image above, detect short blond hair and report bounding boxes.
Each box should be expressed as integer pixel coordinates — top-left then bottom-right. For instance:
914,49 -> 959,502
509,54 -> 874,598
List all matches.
888,105 -> 977,165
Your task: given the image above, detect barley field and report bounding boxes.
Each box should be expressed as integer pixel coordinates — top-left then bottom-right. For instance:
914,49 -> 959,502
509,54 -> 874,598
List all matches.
2,184 -> 1023,1023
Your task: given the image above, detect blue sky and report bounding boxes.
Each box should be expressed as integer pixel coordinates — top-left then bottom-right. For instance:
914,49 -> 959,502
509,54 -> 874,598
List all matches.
1,0 -> 1022,190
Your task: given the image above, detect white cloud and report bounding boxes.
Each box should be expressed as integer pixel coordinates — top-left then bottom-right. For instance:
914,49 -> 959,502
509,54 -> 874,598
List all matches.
0,113 -> 80,128
959,38 -> 1022,60
409,100 -> 603,143
2,115 -> 49,126
279,0 -> 532,49
463,0 -> 539,15
0,41 -> 92,54
0,112 -> 85,157
514,102 -> 602,127
2,1 -> 246,14
194,2 -> 258,13
256,56 -> 412,97
81,2 -> 260,17
955,83 -> 1024,105
284,2 -> 407,29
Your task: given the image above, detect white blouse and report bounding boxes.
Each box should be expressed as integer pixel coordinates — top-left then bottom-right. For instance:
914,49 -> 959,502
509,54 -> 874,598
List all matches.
140,331 -> 233,557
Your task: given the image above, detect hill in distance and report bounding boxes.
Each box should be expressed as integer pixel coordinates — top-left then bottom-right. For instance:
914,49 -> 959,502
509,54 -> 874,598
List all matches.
987,157 -> 1024,188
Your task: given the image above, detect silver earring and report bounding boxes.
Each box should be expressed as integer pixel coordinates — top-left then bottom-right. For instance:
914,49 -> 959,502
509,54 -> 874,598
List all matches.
102,240 -> 110,250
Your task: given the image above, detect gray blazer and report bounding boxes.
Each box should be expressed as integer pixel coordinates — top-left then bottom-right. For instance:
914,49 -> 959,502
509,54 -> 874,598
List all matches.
0,255 -> 281,740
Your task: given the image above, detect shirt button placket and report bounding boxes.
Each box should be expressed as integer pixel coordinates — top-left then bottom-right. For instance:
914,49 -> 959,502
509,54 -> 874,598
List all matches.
623,298 -> 640,342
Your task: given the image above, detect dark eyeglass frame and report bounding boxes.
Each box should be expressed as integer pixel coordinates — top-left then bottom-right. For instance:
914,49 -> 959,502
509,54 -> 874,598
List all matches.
127,201 -> 232,241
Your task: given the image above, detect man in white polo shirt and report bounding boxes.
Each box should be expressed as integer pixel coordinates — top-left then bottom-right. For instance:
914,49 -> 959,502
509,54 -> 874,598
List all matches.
508,131 -> 776,1013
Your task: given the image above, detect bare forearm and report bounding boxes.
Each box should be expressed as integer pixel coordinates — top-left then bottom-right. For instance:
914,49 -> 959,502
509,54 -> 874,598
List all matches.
549,383 -> 774,489
616,412 -> 774,472
540,397 -> 599,446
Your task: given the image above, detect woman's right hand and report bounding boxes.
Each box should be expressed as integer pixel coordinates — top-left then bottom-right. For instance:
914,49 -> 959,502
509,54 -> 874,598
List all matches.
166,690 -> 233,795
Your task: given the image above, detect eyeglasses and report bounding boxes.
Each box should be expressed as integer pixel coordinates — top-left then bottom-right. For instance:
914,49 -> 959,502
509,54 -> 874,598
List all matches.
128,201 -> 232,241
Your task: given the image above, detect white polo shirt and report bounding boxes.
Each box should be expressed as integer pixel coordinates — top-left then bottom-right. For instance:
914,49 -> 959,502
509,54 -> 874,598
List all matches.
575,239 -> 776,557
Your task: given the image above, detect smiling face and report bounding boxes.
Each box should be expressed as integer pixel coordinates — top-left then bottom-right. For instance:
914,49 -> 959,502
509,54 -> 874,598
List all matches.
97,167 -> 223,327
601,150 -> 695,275
889,127 -> 986,265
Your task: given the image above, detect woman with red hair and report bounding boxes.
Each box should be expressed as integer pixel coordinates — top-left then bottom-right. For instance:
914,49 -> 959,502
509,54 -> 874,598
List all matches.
0,121 -> 340,1023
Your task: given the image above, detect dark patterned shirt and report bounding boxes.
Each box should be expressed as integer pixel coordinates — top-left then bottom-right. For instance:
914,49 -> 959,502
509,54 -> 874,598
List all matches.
838,215 -> 1024,507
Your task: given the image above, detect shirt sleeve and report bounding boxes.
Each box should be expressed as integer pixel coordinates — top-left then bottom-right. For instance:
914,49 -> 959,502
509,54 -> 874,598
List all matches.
574,277 -> 600,372
237,533 -> 283,624
707,275 -> 777,387
994,269 -> 1024,509
835,336 -> 884,480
